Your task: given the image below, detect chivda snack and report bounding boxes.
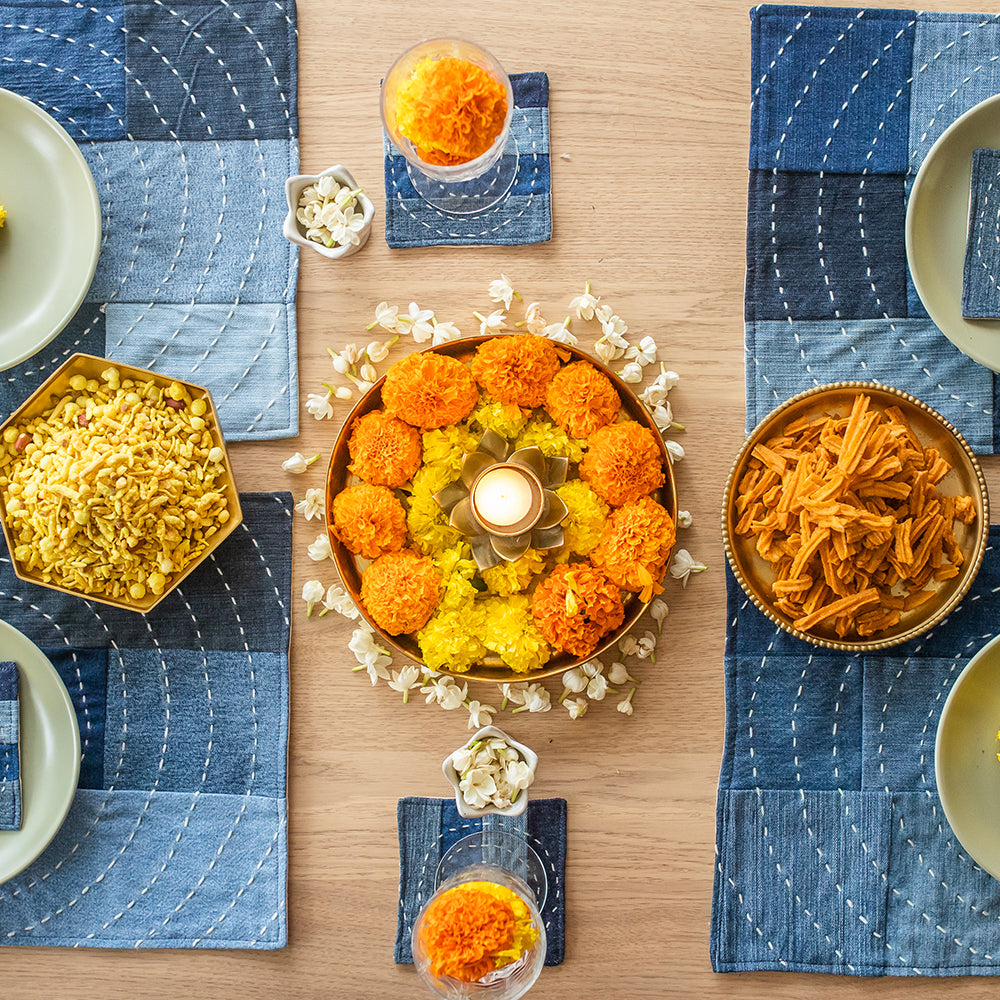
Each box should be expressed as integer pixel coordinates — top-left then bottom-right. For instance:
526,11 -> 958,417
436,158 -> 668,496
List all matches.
0,366 -> 231,604
733,393 -> 976,638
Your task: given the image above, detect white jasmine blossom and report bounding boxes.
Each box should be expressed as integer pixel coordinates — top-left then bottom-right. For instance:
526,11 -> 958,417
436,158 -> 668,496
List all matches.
331,353 -> 351,374
301,579 -> 325,616
368,301 -> 404,333
295,488 -> 325,521
618,634 -> 639,657
388,665 -> 422,702
569,282 -> 600,320
403,302 -> 435,342
594,339 -> 624,365
677,510 -> 693,528
607,661 -> 637,685
421,674 -> 457,705
650,403 -> 677,433
512,683 -> 551,714
504,759 -> 533,791
340,343 -> 363,365
322,583 -> 360,620
670,548 -> 707,586
488,273 -> 520,309
305,391 -> 334,420
560,667 -> 588,697
344,372 -> 375,394
359,361 -> 377,382
665,439 -> 685,464
474,309 -> 509,336
617,687 -> 637,716
565,695 -> 589,719
635,631 -> 657,662
599,311 -> 628,340
625,335 -> 657,366
639,381 -> 670,406
366,338 -> 394,363
466,699 -> 497,729
459,767 -> 499,809
328,204 -> 367,247
586,672 -> 610,701
349,627 -> 392,669
617,362 -> 643,384
282,451 -> 319,474
522,301 -> 547,335
307,533 -> 334,562
543,317 -> 578,346
432,319 -> 463,346
649,598 -> 669,633
334,385 -> 353,400
438,680 -> 470,711
499,682 -> 529,710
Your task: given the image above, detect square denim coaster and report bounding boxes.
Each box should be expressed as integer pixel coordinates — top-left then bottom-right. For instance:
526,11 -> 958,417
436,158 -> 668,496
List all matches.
384,72 -> 551,248
0,661 -> 19,831
395,796 -> 566,966
962,147 -> 1000,318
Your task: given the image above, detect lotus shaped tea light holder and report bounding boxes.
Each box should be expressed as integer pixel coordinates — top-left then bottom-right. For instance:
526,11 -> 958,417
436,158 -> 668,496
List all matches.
435,431 -> 569,571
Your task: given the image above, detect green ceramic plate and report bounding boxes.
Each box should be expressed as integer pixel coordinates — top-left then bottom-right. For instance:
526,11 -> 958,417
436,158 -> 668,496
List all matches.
0,88 -> 101,371
0,618 -> 80,885
906,93 -> 1000,373
935,633 -> 1000,881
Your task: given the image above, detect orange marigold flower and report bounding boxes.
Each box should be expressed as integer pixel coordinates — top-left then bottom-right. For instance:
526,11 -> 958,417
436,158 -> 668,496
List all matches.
470,335 -> 562,408
348,409 -> 422,487
592,496 -> 676,601
545,361 -> 621,438
361,549 -> 440,635
579,420 -> 665,506
531,562 -> 624,658
331,484 -> 409,560
382,352 -> 479,430
394,57 -> 508,167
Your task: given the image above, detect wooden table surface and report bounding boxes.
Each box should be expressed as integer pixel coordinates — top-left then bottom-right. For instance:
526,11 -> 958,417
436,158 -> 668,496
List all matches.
10,0 -> 1000,997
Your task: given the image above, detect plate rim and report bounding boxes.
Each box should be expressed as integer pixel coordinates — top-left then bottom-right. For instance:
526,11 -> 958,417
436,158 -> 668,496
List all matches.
0,618 -> 80,885
0,87 -> 102,371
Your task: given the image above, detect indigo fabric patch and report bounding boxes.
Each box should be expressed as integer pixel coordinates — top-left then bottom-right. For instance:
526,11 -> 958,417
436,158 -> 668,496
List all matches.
0,661 -> 20,831
713,530 -> 1000,975
744,5 -> 1000,455
0,494 -> 291,949
384,72 -> 551,248
395,797 -> 566,966
0,0 -> 300,441
962,148 -> 1000,318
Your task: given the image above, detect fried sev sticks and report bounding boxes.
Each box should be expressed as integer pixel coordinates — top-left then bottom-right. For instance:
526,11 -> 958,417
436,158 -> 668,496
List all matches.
733,394 -> 977,638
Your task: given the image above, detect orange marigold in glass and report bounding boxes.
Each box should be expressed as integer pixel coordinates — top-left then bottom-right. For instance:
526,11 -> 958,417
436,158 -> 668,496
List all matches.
331,484 -> 408,560
361,549 -> 440,635
592,495 -> 676,602
470,335 -> 562,408
347,409 -> 422,487
394,57 -> 508,166
545,361 -> 621,438
531,562 -> 624,658
579,420 -> 665,506
382,352 -> 479,430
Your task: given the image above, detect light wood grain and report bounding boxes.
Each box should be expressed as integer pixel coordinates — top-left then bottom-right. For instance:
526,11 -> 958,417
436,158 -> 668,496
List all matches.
8,1 -> 1000,996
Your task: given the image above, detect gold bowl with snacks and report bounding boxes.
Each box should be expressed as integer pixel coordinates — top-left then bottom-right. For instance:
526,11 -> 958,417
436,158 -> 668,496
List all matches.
0,353 -> 242,613
722,382 -> 989,651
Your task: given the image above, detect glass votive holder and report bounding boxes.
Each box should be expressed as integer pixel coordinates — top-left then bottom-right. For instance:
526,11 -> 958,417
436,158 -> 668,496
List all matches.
412,831 -> 547,999
381,38 -> 517,216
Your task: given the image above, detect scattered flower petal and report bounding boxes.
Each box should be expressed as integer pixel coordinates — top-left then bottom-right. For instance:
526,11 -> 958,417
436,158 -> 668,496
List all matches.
617,687 -> 637,716
543,318 -> 578,346
305,391 -> 334,420
616,362 -> 643,384
474,309 -> 509,336
607,661 -> 637,685
281,451 -> 319,474
307,533 -> 334,562
677,510 -> 693,529
432,319 -> 463,346
323,583 -> 361,619
565,695 -> 589,719
649,599 -> 669,633
466,699 -> 497,728
625,336 -> 657,366
295,488 -> 325,521
301,579 -> 324,615
669,548 -> 707,586
488,273 -> 520,310
569,283 -> 600,320
522,301 -> 547,336
665,439 -> 685,464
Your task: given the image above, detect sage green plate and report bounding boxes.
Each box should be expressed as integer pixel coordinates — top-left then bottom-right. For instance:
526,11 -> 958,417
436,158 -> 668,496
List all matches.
0,88 -> 101,371
0,618 -> 80,885
906,93 -> 1000,373
935,633 -> 1000,881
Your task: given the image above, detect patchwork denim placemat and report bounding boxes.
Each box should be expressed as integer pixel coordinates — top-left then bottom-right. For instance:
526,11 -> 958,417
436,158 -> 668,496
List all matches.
744,5 -> 1000,455
0,661 -> 19,831
0,492 -> 290,949
383,72 -> 552,248
395,796 -> 566,966
0,0 -> 300,440
963,147 -> 1000,318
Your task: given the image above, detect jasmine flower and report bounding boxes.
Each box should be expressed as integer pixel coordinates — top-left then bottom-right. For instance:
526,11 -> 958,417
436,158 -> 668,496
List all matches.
466,699 -> 497,729
669,548 -> 707,586
568,282 -> 600,320
488,273 -> 520,309
307,533 -> 333,562
281,451 -> 320,474
565,696 -> 589,719
295,488 -> 325,521
474,308 -> 509,336
301,579 -> 325,616
305,391 -> 334,420
617,687 -> 637,716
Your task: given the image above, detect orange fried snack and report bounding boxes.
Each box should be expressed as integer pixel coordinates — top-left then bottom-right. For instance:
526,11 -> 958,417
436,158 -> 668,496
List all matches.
331,484 -> 408,560
545,361 -> 621,438
591,496 -> 676,601
733,393 -> 977,638
382,352 -> 479,430
579,420 -> 666,507
470,335 -> 562,408
361,549 -> 440,635
347,409 -> 422,487
394,57 -> 508,166
531,562 -> 624,658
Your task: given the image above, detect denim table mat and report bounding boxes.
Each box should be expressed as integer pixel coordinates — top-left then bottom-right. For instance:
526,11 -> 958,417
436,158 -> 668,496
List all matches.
383,72 -> 552,248
0,492 -> 290,949
395,796 -> 566,966
962,147 -> 1000,318
0,661 -> 19,830
744,4 -> 1000,455
0,0 -> 300,441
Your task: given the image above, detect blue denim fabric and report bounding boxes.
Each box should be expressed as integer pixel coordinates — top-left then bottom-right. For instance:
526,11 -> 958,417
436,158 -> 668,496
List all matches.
713,530 -> 1000,975
395,797 -> 566,966
0,661 -> 19,830
0,494 -> 291,949
0,1 -> 300,441
962,148 -> 1000,318
384,73 -> 552,248
745,5 -> 1000,454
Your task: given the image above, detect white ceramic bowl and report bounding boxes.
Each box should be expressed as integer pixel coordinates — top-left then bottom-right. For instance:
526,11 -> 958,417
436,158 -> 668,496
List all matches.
442,725 -> 538,819
282,164 -> 374,259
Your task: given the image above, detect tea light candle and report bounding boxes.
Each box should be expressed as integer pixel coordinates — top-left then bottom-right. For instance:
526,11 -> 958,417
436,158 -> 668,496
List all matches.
472,466 -> 536,529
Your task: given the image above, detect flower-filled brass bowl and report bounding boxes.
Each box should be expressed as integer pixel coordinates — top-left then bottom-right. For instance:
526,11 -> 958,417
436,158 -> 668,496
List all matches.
326,336 -> 678,683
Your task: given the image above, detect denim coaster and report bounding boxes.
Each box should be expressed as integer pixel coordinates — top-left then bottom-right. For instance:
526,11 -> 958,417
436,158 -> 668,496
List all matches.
395,796 -> 566,966
962,148 -> 1000,318
0,661 -> 20,831
384,72 -> 551,248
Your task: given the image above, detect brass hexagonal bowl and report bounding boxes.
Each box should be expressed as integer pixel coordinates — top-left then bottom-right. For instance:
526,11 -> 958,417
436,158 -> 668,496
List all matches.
326,336 -> 678,682
0,353 -> 243,613
722,381 -> 989,651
